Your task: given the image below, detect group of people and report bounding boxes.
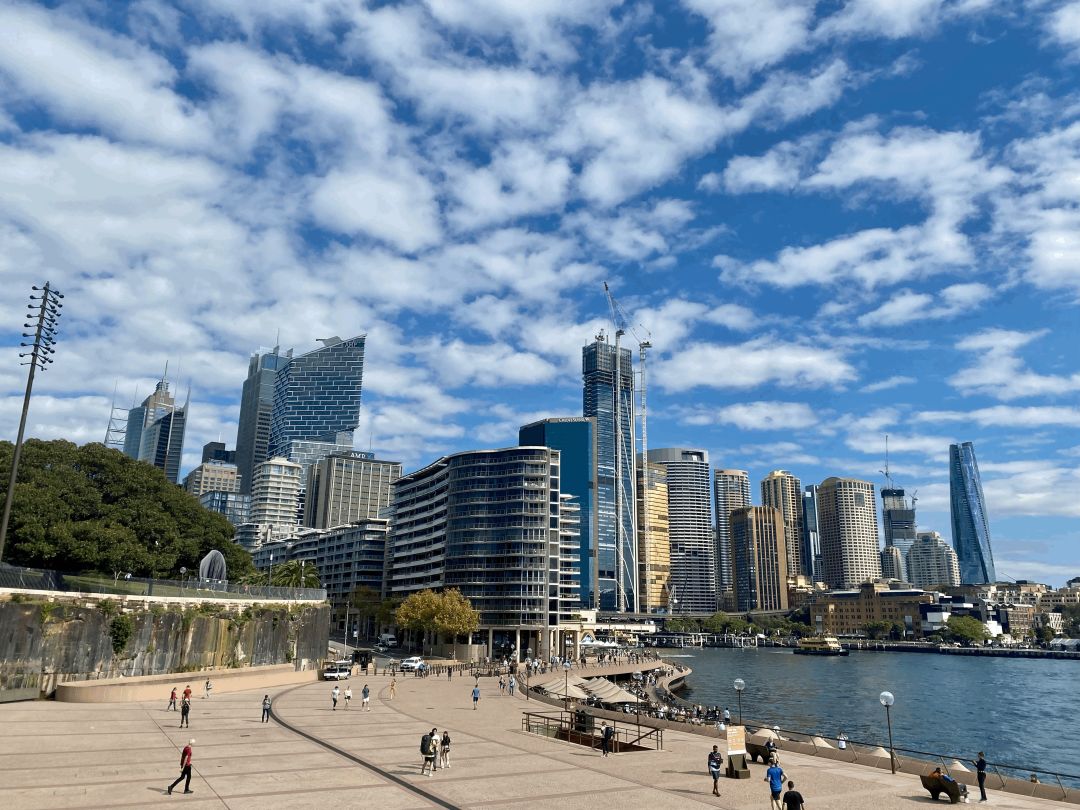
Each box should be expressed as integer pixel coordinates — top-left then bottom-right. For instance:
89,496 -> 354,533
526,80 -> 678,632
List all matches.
330,683 -> 372,710
419,728 -> 452,775
167,684 -> 193,728
704,745 -> 806,809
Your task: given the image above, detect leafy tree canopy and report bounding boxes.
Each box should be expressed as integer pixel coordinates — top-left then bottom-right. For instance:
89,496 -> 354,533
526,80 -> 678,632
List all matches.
271,559 -> 320,588
0,440 -> 253,580
947,614 -> 991,644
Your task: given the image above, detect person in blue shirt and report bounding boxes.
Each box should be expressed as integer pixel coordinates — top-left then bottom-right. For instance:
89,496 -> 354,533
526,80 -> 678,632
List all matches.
765,761 -> 786,810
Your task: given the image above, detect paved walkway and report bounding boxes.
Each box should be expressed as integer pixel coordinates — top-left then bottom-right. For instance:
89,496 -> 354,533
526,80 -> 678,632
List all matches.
0,670 -> 1070,809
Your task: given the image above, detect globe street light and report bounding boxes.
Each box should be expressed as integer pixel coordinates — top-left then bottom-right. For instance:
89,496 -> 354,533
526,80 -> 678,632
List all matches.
733,678 -> 745,725
879,691 -> 896,774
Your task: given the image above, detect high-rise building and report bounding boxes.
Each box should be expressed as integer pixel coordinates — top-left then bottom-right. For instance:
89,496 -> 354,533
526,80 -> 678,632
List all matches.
636,460 -> 670,613
880,545 -> 906,581
801,485 -> 822,582
882,487 -> 916,578
123,378 -> 187,484
268,336 -> 365,460
519,418 -> 598,608
249,457 -> 303,537
304,452 -> 402,529
199,490 -> 251,527
201,441 -> 236,464
183,460 -> 241,497
386,446 -> 574,659
761,470 -> 804,577
647,448 -> 714,614
818,477 -> 882,588
713,469 -> 751,606
949,442 -> 997,585
907,531 -> 961,589
582,335 -> 636,612
730,506 -> 788,612
235,348 -> 292,496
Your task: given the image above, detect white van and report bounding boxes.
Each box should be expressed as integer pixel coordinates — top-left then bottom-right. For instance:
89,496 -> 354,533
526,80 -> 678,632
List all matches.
378,633 -> 398,648
322,660 -> 352,680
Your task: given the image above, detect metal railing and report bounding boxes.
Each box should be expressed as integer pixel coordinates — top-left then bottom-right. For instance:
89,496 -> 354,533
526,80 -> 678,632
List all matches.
521,709 -> 663,752
0,563 -> 326,602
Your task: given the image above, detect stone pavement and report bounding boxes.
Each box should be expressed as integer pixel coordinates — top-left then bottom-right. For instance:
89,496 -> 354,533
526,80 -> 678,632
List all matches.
0,669 -> 1071,809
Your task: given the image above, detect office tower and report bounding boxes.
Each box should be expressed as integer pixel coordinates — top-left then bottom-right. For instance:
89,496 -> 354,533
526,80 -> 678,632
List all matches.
882,486 -> 916,576
647,448 -> 714,614
801,485 -> 822,582
817,477 -> 882,588
387,447 -> 570,659
199,491 -> 251,527
761,470 -> 804,577
555,495 -> 583,625
519,418 -> 598,608
201,441 -> 236,464
268,336 -> 365,460
907,531 -> 961,589
582,335 -> 636,612
636,460 -> 670,613
304,453 -> 402,529
123,378 -> 187,483
880,545 -> 905,581
949,442 -> 997,584
714,469 -> 751,606
730,506 -> 788,612
235,347 -> 292,495
249,457 -> 303,536
183,460 -> 241,496
316,519 -> 390,632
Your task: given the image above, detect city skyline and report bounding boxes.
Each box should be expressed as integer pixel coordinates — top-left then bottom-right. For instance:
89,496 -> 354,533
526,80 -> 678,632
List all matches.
0,2 -> 1079,584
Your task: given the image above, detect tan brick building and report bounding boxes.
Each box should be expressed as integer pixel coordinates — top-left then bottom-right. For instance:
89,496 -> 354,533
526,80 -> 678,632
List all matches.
811,582 -> 934,638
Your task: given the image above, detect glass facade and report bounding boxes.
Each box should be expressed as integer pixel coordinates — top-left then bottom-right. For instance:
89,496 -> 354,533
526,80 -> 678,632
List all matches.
714,469 -> 751,604
199,490 -> 251,527
267,336 -> 365,460
881,487 -> 916,581
949,442 -> 997,585
582,337 -> 636,612
235,348 -> 291,495
801,486 -> 822,582
124,379 -> 186,483
518,418 -> 597,607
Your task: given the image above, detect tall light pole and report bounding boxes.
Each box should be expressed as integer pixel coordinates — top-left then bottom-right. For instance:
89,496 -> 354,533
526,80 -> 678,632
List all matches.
733,678 -> 745,725
879,691 -> 896,774
268,552 -> 274,586
0,282 -> 63,564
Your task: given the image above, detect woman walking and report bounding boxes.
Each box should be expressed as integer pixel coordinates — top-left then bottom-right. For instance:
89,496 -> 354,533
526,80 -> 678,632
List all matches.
389,678 -> 397,699
440,731 -> 451,769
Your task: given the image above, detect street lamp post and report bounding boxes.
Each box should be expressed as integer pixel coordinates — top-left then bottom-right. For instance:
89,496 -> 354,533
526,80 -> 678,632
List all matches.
733,678 -> 745,725
268,553 -> 274,587
879,691 -> 896,774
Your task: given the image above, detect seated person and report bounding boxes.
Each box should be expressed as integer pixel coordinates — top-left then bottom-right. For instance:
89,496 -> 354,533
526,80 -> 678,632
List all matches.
930,768 -> 968,796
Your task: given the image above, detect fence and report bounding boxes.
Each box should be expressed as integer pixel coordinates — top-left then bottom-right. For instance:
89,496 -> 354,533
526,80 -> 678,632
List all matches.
0,563 -> 325,602
521,709 -> 664,752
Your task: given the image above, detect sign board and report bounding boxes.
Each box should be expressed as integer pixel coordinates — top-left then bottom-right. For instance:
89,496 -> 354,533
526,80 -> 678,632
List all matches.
725,724 -> 746,755
352,631 -> 358,639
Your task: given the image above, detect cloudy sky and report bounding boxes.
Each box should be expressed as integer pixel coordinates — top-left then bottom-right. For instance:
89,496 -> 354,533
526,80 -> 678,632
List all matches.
1,0 -> 1079,584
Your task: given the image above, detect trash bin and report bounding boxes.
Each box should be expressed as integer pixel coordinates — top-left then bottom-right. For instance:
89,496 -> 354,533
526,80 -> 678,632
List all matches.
575,710 -> 595,734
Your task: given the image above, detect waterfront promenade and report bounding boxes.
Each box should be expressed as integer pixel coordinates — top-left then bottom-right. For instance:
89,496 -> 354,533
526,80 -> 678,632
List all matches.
0,666 -> 1072,809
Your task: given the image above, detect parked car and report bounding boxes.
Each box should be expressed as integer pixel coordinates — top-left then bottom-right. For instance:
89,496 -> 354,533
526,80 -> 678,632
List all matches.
399,656 -> 425,672
322,660 -> 352,680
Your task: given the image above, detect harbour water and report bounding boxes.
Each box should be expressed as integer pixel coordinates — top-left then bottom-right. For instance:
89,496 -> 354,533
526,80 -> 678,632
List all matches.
672,646 -> 1080,780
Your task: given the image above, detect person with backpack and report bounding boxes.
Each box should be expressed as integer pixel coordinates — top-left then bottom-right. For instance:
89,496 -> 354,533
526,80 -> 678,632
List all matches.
261,695 -> 271,723
179,696 -> 191,728
600,721 -> 614,757
420,728 -> 437,776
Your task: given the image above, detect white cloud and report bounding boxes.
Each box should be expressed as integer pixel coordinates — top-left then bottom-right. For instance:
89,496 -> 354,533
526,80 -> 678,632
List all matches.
681,401 -> 819,430
856,282 -> 994,327
916,405 -> 1080,428
1047,1 -> 1080,54
861,375 -> 917,393
949,329 -> 1080,400
721,141 -> 807,192
567,199 -> 696,261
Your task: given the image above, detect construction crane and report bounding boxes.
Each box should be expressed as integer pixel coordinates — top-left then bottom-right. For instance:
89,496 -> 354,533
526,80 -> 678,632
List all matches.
603,282 -> 651,615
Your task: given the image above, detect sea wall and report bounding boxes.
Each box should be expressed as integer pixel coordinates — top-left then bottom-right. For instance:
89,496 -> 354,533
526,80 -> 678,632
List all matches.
0,594 -> 329,701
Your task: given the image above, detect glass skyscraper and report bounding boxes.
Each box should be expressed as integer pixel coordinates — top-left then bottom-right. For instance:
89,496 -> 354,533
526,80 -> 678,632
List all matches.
235,347 -> 292,495
124,378 -> 187,484
882,487 -> 916,581
582,336 -> 636,612
801,485 -> 822,582
949,441 -> 997,584
519,418 -> 598,608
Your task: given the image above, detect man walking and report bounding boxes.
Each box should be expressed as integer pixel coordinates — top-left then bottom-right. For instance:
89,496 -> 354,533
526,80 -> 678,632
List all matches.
361,684 -> 371,711
782,780 -> 806,809
331,685 -> 340,711
472,683 -> 481,710
723,706 -> 731,725
708,744 -> 723,796
420,728 -> 437,776
179,696 -> 191,728
168,687 -> 177,712
600,721 -> 614,757
508,674 -> 516,697
182,684 -> 192,702
765,760 -> 786,810
166,739 -> 195,795
261,695 -> 271,723
975,752 -> 988,802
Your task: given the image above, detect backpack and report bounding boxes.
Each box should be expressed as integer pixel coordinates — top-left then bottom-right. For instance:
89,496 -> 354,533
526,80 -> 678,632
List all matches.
420,734 -> 431,755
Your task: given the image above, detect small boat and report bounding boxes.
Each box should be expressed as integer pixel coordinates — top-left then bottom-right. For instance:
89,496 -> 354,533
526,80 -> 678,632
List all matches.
794,636 -> 849,656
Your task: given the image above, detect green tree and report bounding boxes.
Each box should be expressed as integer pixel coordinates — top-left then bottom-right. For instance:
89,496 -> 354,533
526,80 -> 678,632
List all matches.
947,615 -> 991,644
396,589 -> 442,651
701,611 -> 729,633
349,585 -> 382,640
1036,624 -> 1056,645
377,597 -> 402,633
433,588 -> 480,660
271,560 -> 320,588
665,617 -> 699,633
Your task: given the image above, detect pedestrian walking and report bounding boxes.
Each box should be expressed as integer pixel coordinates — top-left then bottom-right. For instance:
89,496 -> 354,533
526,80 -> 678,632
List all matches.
723,706 -> 731,724
203,678 -> 212,699
765,760 -> 786,810
600,721 -> 614,757
261,695 -> 271,723
447,667 -> 452,681
361,684 -> 371,711
440,731 -> 451,769
182,684 -> 192,701
344,686 -> 352,709
498,676 -> 506,694
420,728 -> 437,776
782,780 -> 806,809
508,675 -> 516,697
166,738 -> 195,795
179,697 -> 191,728
708,744 -> 723,796
331,685 -> 340,711
975,752 -> 988,802
168,687 -> 177,711
472,684 -> 481,709
388,677 -> 397,699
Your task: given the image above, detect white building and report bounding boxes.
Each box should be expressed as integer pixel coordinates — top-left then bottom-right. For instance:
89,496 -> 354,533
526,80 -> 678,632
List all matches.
249,457 -> 303,536
818,477 -> 881,588
906,531 -> 961,589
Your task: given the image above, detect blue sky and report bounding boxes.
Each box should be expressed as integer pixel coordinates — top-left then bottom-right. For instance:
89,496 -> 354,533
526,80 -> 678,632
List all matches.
1,1 -> 1079,584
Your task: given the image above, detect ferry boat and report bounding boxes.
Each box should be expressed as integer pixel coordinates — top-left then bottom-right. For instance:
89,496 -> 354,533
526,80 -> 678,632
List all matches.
793,636 -> 849,656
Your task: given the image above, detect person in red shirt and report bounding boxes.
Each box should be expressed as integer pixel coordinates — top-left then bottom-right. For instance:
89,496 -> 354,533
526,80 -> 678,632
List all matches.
167,739 -> 195,795
182,684 -> 192,701
168,687 -> 177,711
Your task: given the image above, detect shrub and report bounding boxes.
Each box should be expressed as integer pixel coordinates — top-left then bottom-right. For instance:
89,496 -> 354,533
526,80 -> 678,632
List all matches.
109,614 -> 135,655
